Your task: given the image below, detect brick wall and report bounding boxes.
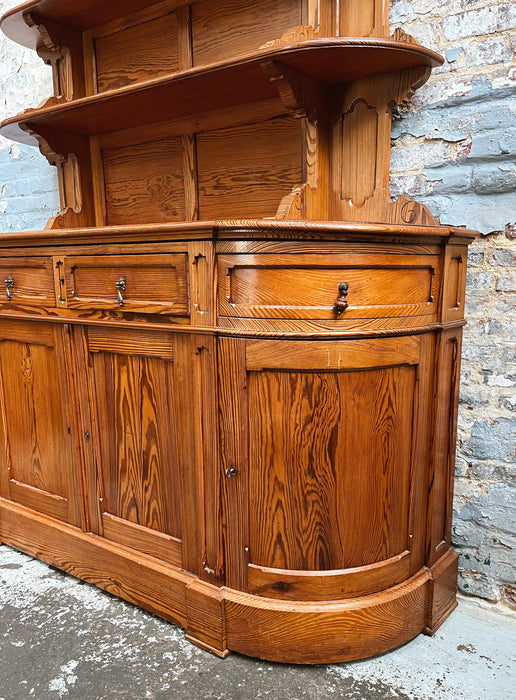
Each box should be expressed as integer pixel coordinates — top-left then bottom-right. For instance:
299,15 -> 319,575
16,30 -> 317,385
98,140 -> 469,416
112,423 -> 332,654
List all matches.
0,0 -> 515,609
390,0 -> 516,608
0,0 -> 59,231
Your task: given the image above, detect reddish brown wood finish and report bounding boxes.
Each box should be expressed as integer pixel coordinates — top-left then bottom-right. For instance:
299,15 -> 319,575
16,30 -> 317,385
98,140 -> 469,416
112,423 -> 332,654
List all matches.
0,0 -> 476,664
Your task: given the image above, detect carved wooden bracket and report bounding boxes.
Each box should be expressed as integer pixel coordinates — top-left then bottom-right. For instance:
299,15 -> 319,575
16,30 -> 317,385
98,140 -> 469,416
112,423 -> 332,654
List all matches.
275,185 -> 306,220
260,60 -> 321,121
390,28 -> 423,47
22,12 -> 85,103
18,123 -> 94,229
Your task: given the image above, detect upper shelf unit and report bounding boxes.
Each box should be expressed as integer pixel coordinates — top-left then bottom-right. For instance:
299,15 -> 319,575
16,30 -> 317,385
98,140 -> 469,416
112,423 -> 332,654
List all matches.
1,0 -> 442,103
0,38 -> 442,146
0,0 -> 445,229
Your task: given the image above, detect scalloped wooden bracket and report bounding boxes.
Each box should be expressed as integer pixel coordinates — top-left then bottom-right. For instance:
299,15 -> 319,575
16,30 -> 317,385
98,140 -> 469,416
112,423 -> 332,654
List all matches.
275,185 -> 306,220
390,28 -> 423,47
260,60 -> 321,121
22,12 -> 85,102
264,60 -> 331,222
333,65 -> 439,226
18,123 -> 95,230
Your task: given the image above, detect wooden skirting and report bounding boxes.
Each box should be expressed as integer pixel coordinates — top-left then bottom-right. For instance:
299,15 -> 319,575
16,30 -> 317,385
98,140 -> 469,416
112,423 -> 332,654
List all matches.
0,496 -> 458,664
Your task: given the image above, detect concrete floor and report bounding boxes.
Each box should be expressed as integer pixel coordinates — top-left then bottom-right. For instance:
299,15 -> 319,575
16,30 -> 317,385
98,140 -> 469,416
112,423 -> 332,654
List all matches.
1,545 -> 515,700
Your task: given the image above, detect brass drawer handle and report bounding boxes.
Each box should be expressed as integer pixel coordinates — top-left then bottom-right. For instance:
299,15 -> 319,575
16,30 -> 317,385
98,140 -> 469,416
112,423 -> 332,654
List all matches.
4,276 -> 14,301
115,277 -> 126,306
333,282 -> 349,316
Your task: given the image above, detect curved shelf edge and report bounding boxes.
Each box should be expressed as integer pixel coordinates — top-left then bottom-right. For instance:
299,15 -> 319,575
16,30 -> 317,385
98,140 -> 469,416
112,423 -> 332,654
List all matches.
0,38 -> 443,146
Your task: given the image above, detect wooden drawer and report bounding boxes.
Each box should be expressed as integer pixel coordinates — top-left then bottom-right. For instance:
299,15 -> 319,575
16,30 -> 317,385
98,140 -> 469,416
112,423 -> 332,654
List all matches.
0,257 -> 55,308
64,254 -> 188,315
218,253 -> 440,320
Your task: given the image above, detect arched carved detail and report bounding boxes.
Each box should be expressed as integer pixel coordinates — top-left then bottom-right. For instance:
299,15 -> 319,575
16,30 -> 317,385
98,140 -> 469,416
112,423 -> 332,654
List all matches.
335,67 -> 440,225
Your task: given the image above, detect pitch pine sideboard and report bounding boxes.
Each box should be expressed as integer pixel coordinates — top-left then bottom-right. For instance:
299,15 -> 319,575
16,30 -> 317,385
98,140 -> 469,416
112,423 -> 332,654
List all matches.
0,0 -> 478,663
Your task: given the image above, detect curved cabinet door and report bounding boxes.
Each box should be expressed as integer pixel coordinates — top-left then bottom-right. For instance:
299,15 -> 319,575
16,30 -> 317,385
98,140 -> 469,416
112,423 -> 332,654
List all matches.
219,334 -> 433,600
0,320 -> 82,526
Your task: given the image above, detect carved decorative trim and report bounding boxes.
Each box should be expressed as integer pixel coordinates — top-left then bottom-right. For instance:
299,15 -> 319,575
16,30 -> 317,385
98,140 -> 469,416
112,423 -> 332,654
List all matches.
260,60 -> 319,120
22,12 -> 82,102
275,185 -> 305,220
18,124 -> 85,229
390,28 -> 423,47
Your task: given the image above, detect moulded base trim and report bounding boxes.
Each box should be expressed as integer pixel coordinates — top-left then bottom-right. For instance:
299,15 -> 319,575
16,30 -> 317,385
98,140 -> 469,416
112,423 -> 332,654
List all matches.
0,498 -> 458,664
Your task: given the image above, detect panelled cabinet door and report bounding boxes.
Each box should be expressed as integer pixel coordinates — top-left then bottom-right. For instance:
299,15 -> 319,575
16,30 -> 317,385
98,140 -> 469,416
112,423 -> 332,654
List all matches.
82,326 -> 185,569
0,320 -> 82,526
219,334 -> 433,600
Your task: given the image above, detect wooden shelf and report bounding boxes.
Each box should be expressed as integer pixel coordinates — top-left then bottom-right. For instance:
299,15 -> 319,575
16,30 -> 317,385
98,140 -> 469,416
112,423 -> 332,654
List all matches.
0,38 -> 442,145
1,0 -> 172,48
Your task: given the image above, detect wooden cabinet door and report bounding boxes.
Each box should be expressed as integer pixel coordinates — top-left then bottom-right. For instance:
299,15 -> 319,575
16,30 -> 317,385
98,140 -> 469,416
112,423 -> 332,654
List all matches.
80,326 -> 187,569
0,320 -> 82,526
219,334 -> 433,600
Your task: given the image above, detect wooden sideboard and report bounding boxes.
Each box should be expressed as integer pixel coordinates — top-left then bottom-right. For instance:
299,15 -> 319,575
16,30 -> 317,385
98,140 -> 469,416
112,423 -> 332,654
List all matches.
0,0 -> 478,663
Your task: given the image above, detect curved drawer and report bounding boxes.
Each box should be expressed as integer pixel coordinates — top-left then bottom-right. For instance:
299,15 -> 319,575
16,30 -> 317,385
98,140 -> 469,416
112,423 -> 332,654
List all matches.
218,252 -> 440,321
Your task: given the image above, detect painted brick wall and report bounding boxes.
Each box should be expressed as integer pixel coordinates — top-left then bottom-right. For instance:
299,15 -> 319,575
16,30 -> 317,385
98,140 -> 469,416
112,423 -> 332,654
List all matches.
0,0 -> 59,231
0,1 -> 515,609
390,0 -> 516,609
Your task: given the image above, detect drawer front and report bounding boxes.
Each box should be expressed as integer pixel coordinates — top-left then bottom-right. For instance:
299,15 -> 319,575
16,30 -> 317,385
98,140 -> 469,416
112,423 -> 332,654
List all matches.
218,253 -> 440,320
64,254 -> 189,315
0,257 -> 55,308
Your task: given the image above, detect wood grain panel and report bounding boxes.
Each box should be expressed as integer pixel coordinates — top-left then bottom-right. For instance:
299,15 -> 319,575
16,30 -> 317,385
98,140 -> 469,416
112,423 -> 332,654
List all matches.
219,252 -> 439,320
102,512 -> 182,566
247,364 -> 416,570
0,499 -> 190,630
65,253 -> 188,315
87,326 -> 174,360
441,245 -> 467,323
8,480 -> 68,522
0,257 -> 55,308
339,0 -> 389,38
91,349 -> 181,541
427,331 -> 462,566
192,0 -> 302,66
0,339 -> 68,497
246,336 -> 420,371
102,138 -> 185,225
248,550 -> 411,601
340,100 -> 378,207
197,117 -> 303,219
95,12 -> 180,91
0,323 -> 79,524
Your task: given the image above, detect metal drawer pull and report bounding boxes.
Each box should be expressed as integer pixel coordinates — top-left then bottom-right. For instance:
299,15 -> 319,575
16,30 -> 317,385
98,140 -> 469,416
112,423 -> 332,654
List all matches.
4,276 -> 14,301
115,277 -> 126,306
333,282 -> 349,316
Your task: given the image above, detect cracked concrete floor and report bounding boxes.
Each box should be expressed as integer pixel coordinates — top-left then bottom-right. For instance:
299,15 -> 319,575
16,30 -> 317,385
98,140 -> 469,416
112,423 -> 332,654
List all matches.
1,545 -> 515,700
